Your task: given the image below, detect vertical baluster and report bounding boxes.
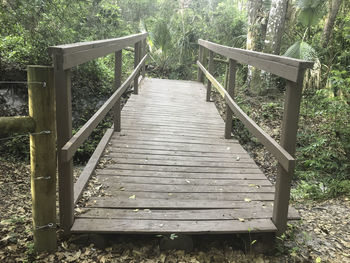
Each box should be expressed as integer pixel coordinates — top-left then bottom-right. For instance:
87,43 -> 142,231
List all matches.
224,59 -> 237,139
206,51 -> 214,102
134,41 -> 140,94
113,50 -> 122,132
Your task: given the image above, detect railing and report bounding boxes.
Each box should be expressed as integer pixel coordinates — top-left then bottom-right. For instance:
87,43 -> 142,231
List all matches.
48,32 -> 148,233
197,39 -> 314,235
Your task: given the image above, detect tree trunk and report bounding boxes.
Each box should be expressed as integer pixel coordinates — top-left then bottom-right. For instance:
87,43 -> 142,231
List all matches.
322,0 -> 343,47
263,0 -> 288,91
264,0 -> 288,55
246,0 -> 270,94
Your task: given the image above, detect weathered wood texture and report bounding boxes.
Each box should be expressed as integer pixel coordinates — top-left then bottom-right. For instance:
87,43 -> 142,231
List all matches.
198,39 -> 313,82
72,78 -> 299,235
0,116 -> 35,137
28,66 -> 57,252
197,61 -> 295,173
49,33 -> 148,70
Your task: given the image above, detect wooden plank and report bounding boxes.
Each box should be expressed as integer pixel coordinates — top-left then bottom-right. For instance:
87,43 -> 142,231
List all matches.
102,182 -> 275,193
71,218 -> 277,234
86,197 -> 271,209
105,158 -> 257,168
76,208 -> 299,220
105,153 -> 252,162
90,190 -> 274,201
49,33 -> 148,70
97,175 -> 272,186
109,141 -> 248,154
73,128 -> 114,204
121,123 -> 224,133
121,113 -> 224,124
114,130 -> 222,140
198,39 -> 313,82
106,148 -> 246,158
95,169 -> 266,179
110,135 -> 239,146
121,118 -> 225,129
60,54 -> 148,162
104,164 -> 262,174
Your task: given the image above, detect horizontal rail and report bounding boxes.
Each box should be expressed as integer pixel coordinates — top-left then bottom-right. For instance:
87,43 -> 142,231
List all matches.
74,127 -> 114,204
198,39 -> 314,82
0,116 -> 35,137
61,54 -> 148,162
49,33 -> 148,70
197,61 -> 295,173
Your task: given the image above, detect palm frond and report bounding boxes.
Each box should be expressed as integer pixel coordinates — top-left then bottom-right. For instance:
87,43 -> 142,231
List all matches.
284,41 -> 317,61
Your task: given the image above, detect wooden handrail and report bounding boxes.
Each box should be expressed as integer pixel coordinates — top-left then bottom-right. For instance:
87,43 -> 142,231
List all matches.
197,39 -> 314,236
52,32 -> 148,234
61,54 -> 148,162
197,61 -> 295,173
198,39 -> 313,82
49,33 -> 148,70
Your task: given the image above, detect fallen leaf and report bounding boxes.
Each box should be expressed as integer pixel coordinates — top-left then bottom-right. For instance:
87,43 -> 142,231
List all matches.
244,198 -> 251,202
129,195 -> 136,199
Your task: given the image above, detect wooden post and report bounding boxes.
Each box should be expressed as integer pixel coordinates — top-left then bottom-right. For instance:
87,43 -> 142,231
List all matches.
113,50 -> 122,132
224,59 -> 237,139
272,75 -> 304,235
141,39 -> 146,78
28,66 -> 57,252
197,46 -> 204,82
206,51 -> 214,102
53,57 -> 74,234
0,116 -> 35,137
133,41 -> 140,94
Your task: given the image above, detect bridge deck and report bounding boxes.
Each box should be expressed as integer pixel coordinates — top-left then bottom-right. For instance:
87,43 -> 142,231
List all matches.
71,78 -> 297,234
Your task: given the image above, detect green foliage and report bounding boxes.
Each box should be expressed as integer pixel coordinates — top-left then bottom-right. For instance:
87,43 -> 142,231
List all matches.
284,41 -> 317,60
297,0 -> 326,27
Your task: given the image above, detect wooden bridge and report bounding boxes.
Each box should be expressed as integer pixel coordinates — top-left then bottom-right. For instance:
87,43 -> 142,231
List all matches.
49,33 -> 313,239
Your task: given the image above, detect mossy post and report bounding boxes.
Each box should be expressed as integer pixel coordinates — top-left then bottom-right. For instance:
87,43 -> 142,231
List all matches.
28,65 -> 57,252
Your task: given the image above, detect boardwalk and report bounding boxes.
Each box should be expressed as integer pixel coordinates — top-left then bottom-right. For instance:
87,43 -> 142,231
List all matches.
71,78 -> 298,234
